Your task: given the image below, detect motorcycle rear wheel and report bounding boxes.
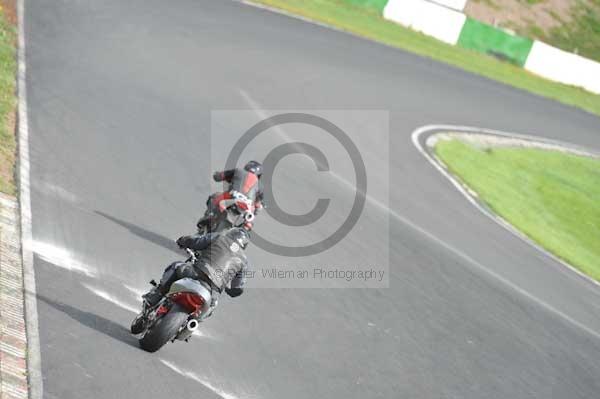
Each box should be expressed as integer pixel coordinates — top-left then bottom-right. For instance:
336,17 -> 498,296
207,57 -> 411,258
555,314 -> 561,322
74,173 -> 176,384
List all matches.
139,303 -> 188,352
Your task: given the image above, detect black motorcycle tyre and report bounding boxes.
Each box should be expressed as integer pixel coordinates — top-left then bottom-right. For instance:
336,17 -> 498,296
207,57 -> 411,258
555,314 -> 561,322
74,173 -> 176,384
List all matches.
139,303 -> 188,352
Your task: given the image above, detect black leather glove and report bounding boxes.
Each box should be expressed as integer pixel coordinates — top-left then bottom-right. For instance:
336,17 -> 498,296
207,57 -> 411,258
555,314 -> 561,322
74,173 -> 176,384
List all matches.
226,287 -> 243,298
176,236 -> 187,248
213,171 -> 222,182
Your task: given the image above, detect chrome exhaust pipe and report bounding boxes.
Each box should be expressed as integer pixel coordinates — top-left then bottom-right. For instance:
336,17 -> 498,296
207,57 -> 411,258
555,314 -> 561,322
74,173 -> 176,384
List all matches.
244,211 -> 255,222
186,319 -> 199,332
177,319 -> 199,341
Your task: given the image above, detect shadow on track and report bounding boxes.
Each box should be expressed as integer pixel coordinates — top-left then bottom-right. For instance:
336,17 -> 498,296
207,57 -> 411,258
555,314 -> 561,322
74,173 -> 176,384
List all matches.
37,294 -> 138,348
94,210 -> 180,255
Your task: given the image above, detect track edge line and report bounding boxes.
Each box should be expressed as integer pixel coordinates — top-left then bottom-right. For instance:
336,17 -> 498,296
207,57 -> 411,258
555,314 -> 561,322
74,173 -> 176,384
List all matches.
17,0 -> 44,397
411,124 -> 600,290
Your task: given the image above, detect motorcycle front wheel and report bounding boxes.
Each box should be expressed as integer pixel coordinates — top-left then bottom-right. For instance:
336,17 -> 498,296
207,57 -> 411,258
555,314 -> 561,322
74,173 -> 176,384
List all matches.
139,303 -> 188,352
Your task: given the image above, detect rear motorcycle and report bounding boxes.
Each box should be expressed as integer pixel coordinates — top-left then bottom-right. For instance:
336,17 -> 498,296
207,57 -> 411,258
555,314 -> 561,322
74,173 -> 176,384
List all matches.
197,190 -> 255,234
131,249 -> 214,352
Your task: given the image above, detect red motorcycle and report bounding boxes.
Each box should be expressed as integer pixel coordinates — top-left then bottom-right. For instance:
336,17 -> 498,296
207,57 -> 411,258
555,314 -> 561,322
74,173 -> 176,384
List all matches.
132,250 -> 214,352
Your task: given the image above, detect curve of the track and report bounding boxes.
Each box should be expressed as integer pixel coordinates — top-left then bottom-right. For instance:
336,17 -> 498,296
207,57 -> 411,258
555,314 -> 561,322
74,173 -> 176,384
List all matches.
26,1 -> 600,398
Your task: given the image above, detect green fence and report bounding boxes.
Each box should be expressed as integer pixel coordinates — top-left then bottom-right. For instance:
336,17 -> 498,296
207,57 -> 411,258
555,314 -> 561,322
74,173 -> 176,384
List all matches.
457,18 -> 533,66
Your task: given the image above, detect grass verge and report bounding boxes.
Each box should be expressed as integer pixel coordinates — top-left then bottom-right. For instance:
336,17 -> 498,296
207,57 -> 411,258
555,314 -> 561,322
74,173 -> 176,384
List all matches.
251,0 -> 600,117
435,138 -> 600,282
0,5 -> 15,195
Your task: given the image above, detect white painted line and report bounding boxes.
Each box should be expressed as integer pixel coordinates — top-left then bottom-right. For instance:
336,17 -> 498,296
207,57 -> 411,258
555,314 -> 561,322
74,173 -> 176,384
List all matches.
237,0 -> 434,61
37,182 -> 78,204
17,0 -> 44,396
160,359 -> 246,399
31,240 -> 97,277
122,284 -> 217,339
429,131 -> 600,159
412,124 -> 600,289
122,283 -> 146,299
239,91 -> 600,338
191,329 -> 215,339
81,283 -> 139,314
238,90 -> 392,221
411,124 -> 600,338
412,124 -> 600,157
85,284 -> 215,340
238,0 -> 354,34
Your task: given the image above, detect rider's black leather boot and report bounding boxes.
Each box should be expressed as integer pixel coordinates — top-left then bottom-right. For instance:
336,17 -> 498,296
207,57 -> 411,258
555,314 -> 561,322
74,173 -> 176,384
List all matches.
142,287 -> 163,307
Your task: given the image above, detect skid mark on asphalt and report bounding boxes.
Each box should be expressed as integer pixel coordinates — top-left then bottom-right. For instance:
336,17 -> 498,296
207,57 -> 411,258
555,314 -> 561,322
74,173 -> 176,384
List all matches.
160,359 -> 249,399
32,240 -> 96,277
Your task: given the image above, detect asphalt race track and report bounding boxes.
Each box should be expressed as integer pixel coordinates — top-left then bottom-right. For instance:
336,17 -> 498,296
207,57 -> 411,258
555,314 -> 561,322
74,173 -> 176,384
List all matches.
25,1 -> 600,398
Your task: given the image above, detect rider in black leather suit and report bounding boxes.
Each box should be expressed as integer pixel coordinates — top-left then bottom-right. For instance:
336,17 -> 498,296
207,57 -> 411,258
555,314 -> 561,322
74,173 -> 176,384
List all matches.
142,227 -> 251,313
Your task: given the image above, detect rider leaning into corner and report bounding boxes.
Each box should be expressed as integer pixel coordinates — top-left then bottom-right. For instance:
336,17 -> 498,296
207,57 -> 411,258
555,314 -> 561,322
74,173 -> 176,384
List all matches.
132,226 -> 251,334
197,160 -> 265,230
